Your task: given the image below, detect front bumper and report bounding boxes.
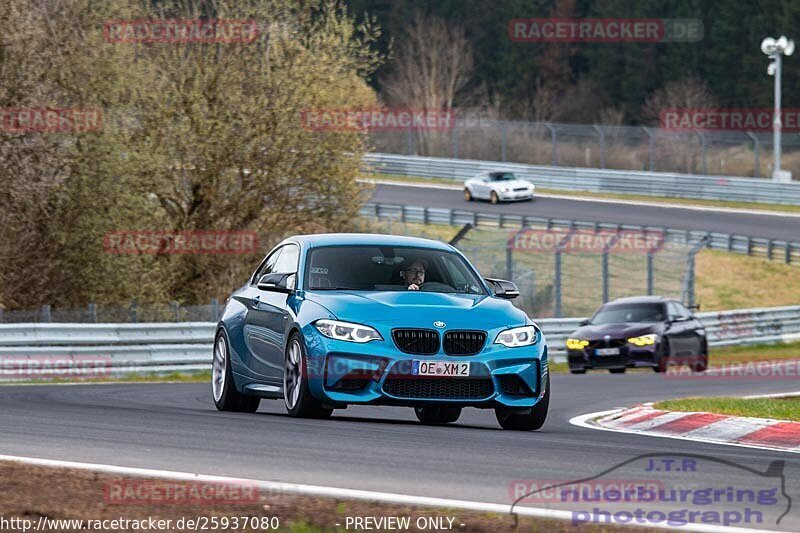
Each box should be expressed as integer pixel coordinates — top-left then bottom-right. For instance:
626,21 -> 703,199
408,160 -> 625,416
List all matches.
301,324 -> 548,408
497,190 -> 534,201
567,341 -> 658,370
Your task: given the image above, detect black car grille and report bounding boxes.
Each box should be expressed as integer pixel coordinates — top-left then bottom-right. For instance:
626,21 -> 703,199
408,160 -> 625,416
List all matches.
383,377 -> 494,400
513,187 -> 529,192
443,330 -> 486,355
392,329 -> 440,355
587,338 -> 627,350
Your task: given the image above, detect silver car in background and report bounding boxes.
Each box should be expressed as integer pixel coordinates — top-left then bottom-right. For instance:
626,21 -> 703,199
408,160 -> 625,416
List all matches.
464,171 -> 535,204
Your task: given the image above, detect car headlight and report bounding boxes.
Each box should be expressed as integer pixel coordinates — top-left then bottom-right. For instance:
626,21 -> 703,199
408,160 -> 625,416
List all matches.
628,334 -> 657,346
566,338 -> 590,350
315,319 -> 382,343
495,325 -> 540,348
500,187 -> 510,193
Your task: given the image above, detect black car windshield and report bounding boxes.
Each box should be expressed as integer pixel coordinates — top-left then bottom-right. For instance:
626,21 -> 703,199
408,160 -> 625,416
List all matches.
490,172 -> 516,181
591,303 -> 665,324
305,246 -> 487,295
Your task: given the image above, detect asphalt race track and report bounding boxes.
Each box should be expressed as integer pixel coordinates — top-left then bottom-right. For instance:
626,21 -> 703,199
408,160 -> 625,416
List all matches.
370,183 -> 800,242
2,373 -> 799,531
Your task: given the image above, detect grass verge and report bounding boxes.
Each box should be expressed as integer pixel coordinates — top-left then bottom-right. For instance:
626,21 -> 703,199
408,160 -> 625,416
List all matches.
653,396 -> 800,422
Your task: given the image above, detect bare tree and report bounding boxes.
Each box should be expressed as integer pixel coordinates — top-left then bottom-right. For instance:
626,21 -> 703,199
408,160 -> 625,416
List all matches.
642,77 -> 717,173
382,12 -> 474,155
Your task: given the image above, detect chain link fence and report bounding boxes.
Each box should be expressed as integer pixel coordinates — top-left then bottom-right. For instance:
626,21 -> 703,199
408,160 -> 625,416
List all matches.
369,119 -> 800,179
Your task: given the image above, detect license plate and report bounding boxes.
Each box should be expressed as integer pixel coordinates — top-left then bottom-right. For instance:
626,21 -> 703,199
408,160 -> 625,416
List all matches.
412,361 -> 470,377
595,348 -> 620,356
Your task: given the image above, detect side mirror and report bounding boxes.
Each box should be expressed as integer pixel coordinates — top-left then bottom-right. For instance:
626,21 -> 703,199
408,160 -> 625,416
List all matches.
579,319 -> 590,327
484,277 -> 520,299
257,272 -> 295,293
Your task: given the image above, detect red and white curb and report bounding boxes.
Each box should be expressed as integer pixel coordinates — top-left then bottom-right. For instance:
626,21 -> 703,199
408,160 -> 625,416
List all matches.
577,403 -> 800,453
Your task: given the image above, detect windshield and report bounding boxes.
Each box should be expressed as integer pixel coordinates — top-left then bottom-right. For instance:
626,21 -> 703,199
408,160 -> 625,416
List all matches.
590,303 -> 665,324
490,172 -> 516,181
305,246 -> 487,295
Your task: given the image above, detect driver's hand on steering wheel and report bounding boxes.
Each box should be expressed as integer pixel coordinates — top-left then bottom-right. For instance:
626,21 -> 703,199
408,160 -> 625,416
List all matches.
408,283 -> 420,291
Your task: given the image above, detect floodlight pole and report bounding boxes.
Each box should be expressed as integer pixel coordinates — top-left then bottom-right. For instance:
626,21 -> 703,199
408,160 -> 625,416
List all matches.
773,52 -> 783,177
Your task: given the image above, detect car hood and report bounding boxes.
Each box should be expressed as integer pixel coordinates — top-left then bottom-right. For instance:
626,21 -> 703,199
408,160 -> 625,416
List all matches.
570,322 -> 663,340
304,290 -> 528,330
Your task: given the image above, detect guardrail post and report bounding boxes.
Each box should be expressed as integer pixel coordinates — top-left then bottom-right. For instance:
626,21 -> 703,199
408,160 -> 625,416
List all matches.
767,240 -> 774,260
601,251 -> 609,303
647,252 -> 654,295
643,127 -> 654,171
88,303 -> 97,323
786,243 -> 792,264
130,300 -> 138,323
171,301 -> 180,321
423,207 -> 429,225
554,251 -> 562,318
747,132 -> 760,177
746,237 -> 752,256
448,209 -> 454,226
727,234 -> 733,252
501,121 -> 507,162
594,125 -> 606,168
41,304 -> 51,323
400,206 -> 406,223
211,298 -> 219,322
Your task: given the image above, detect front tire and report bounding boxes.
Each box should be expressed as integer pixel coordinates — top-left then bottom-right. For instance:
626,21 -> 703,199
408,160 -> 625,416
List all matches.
464,188 -> 473,201
414,406 -> 461,425
284,333 -> 333,419
654,339 -> 672,373
212,330 -> 260,413
490,191 -> 499,204
495,375 -> 549,431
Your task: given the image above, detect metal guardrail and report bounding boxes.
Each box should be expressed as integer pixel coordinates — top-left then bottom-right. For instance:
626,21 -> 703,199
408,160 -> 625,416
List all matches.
0,305 -> 797,376
365,152 -> 800,206
359,202 -> 800,265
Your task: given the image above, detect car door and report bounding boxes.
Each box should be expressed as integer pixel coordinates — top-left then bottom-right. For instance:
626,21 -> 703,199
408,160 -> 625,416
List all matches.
242,244 -> 299,383
665,301 -> 693,357
676,302 -> 705,356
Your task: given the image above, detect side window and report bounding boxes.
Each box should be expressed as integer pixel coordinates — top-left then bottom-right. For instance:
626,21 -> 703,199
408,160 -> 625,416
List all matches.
251,247 -> 283,284
667,302 -> 681,320
273,244 -> 299,274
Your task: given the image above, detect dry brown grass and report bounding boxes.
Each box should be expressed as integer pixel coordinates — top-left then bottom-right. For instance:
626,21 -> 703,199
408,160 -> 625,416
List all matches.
695,249 -> 800,310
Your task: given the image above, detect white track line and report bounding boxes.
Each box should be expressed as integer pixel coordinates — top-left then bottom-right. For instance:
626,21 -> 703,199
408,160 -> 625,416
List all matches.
0,454 -> 776,533
362,178 -> 800,218
570,409 -> 800,455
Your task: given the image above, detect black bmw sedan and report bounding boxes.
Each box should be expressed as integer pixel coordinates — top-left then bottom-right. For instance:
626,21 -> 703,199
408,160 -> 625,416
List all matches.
566,296 -> 708,374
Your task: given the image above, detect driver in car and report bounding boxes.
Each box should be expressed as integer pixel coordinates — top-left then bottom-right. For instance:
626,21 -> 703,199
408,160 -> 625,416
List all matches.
400,260 -> 427,291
